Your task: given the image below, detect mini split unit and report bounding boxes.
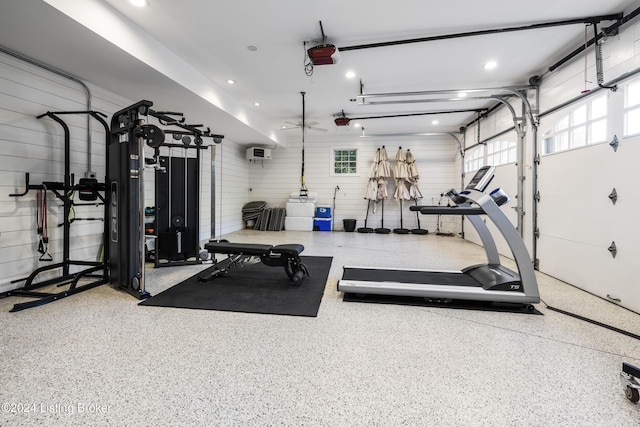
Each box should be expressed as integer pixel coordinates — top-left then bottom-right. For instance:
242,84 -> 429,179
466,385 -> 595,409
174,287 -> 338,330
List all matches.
246,147 -> 272,161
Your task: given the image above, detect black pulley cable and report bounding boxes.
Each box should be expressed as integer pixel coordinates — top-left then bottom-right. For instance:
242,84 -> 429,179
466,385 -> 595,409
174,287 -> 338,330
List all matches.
299,91 -> 308,202
36,187 -> 52,261
36,189 -> 44,253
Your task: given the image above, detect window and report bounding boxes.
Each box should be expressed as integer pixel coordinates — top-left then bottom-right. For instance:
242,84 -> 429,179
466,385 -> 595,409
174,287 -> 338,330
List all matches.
464,145 -> 484,173
542,94 -> 608,155
486,138 -> 516,166
624,79 -> 640,136
332,148 -> 357,175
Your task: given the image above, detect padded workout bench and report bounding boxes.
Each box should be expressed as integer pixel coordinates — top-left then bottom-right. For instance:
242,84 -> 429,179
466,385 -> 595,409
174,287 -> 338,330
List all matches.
199,241 -> 309,284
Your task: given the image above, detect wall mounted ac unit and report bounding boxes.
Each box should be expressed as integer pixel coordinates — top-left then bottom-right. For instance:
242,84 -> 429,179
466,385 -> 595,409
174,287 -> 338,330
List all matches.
246,147 -> 272,161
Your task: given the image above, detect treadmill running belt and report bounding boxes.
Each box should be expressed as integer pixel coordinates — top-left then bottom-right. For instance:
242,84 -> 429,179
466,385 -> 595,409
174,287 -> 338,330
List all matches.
341,267 -> 482,287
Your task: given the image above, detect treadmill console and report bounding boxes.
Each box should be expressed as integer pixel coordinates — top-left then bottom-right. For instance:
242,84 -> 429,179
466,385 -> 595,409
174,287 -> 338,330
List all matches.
465,165 -> 495,192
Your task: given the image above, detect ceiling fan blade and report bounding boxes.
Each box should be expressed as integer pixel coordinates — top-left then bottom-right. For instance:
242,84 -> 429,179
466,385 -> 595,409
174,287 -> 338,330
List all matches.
306,121 -> 319,127
309,127 -> 328,132
284,121 -> 301,127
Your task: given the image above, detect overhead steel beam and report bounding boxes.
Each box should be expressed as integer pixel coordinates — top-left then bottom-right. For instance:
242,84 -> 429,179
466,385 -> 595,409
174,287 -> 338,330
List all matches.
338,14 -> 622,52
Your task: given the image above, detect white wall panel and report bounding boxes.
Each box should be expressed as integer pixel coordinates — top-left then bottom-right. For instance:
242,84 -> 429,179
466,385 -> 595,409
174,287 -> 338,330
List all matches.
0,51 -> 130,292
214,140 -> 249,238
247,135 -> 459,233
0,51 -> 221,293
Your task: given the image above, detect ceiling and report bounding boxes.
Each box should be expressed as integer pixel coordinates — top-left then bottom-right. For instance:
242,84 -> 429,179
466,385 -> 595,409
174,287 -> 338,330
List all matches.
0,0 -> 637,146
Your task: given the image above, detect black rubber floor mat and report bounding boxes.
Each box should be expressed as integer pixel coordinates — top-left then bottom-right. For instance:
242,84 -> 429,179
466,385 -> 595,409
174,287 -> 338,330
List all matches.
140,256 -> 332,317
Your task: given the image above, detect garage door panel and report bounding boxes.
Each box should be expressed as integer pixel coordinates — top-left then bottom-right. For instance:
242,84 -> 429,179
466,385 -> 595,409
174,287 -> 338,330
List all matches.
538,198 -> 614,246
537,235 -> 615,295
537,136 -> 640,313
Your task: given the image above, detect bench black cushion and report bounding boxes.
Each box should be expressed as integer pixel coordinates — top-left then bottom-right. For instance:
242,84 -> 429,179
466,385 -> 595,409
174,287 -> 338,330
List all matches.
271,244 -> 304,256
204,242 -> 273,256
204,242 -> 304,258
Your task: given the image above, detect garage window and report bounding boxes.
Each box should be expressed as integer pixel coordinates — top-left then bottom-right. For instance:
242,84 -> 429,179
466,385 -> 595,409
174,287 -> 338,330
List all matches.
332,148 -> 358,175
542,94 -> 608,155
624,79 -> 640,136
486,138 -> 516,166
465,145 -> 484,173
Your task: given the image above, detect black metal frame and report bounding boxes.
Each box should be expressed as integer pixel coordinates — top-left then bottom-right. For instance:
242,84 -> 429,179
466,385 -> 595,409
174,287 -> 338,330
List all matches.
108,100 -> 223,298
0,111 -> 111,312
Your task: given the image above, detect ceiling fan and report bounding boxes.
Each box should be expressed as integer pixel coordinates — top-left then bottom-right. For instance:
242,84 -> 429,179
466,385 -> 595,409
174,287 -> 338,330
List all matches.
280,92 -> 327,132
281,120 -> 327,132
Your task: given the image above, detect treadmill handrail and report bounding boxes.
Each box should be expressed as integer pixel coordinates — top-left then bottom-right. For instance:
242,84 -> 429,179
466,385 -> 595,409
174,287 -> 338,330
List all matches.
417,206 -> 484,215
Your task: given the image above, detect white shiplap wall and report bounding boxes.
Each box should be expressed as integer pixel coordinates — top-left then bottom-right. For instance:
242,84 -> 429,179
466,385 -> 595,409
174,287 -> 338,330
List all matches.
0,51 -> 131,292
247,135 -> 459,233
214,139 -> 249,238
0,51 -> 225,292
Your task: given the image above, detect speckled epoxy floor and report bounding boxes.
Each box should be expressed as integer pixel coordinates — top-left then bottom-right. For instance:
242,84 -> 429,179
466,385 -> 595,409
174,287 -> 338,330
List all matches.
1,229 -> 639,426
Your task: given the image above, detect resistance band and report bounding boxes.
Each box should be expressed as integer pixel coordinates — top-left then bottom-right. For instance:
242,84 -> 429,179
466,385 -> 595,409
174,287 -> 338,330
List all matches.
36,188 -> 52,261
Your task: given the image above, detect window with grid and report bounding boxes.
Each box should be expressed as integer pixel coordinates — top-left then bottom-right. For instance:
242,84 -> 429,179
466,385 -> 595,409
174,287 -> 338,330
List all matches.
624,79 -> 640,136
542,94 -> 608,155
464,145 -> 484,173
332,148 -> 358,175
486,138 -> 516,166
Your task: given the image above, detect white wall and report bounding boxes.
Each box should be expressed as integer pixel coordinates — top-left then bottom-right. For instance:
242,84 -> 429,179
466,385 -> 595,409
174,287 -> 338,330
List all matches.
0,51 -> 130,292
214,139 -> 249,238
0,50 -> 227,292
247,135 -> 459,233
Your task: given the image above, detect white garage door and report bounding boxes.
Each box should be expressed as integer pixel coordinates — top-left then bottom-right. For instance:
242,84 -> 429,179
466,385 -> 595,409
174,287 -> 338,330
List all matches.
537,129 -> 640,313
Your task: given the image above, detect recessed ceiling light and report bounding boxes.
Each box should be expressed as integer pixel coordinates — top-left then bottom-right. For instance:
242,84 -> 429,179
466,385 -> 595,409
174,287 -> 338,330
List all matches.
458,92 -> 467,98
352,122 -> 361,128
345,71 -> 356,79
432,120 -> 439,125
227,79 -> 235,85
253,102 -> 261,106
129,0 -> 147,6
484,61 -> 498,70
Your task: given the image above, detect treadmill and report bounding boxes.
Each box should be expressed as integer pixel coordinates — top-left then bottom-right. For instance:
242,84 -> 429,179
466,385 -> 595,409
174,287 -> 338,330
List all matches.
338,166 -> 540,308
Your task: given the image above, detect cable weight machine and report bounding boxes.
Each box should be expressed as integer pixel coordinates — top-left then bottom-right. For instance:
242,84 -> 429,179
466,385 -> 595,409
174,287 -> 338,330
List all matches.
108,100 -> 222,298
153,130 -> 208,267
